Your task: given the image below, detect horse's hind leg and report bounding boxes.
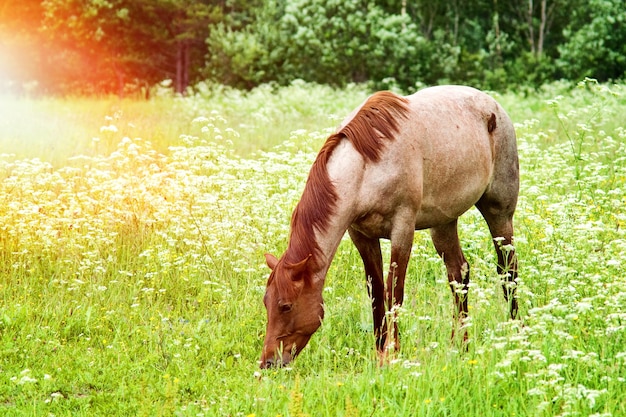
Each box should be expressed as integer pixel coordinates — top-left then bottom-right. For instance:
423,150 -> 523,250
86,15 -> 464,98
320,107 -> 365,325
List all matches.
430,220 -> 470,340
476,197 -> 519,319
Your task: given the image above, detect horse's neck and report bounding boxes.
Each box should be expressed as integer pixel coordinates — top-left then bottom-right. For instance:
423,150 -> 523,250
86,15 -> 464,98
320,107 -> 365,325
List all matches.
312,214 -> 352,275
285,142 -> 362,285
286,203 -> 353,281
310,141 -> 364,278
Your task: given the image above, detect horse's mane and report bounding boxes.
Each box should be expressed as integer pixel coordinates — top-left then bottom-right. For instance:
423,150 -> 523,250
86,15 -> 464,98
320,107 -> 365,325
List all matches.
282,91 -> 410,277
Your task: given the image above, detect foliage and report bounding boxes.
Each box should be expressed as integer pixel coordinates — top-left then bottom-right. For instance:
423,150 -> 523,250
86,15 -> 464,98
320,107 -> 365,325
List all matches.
0,81 -> 626,415
557,0 -> 626,82
206,0 -> 476,91
2,0 -> 626,94
21,0 -> 221,95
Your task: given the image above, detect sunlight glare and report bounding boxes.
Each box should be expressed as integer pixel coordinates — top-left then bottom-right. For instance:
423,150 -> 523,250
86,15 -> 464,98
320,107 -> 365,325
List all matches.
0,46 -> 11,93
0,42 -> 25,95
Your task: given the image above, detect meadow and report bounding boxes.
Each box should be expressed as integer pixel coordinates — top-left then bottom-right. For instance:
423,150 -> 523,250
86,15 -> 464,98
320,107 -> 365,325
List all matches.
0,79 -> 625,416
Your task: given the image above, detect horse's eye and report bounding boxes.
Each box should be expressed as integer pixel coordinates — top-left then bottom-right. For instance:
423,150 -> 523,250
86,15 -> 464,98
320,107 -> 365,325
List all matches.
278,302 -> 293,313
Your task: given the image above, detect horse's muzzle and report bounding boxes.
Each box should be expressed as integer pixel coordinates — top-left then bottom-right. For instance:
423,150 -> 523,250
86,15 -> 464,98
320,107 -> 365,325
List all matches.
260,356 -> 291,369
260,358 -> 276,369
259,351 -> 293,369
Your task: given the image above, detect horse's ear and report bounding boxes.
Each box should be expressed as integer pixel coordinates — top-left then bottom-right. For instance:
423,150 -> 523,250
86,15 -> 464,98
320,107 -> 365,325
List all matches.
265,253 -> 279,270
285,254 -> 312,280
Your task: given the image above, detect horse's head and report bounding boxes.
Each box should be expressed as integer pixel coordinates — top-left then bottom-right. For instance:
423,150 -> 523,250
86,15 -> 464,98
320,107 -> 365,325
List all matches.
260,253 -> 324,368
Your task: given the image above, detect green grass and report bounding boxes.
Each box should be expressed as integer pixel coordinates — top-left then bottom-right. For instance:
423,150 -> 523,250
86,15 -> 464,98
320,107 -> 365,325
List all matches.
1,79 -> 625,416
0,81 -> 368,164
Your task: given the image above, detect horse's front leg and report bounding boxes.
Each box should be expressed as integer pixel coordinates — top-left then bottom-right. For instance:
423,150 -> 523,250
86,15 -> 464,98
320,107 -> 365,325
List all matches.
348,228 -> 386,352
430,221 -> 470,343
382,225 -> 414,360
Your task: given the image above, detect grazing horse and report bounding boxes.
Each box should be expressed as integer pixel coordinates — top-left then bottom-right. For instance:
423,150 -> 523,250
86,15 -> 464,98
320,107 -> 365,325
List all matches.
260,85 -> 519,369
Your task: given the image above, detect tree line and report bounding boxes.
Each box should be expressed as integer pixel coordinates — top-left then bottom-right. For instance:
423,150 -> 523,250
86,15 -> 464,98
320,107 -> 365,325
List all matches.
1,0 -> 625,96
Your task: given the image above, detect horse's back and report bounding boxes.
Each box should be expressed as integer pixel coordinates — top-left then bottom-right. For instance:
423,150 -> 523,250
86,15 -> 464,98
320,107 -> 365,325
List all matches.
404,85 -> 514,143
347,86 -> 518,233
403,85 -> 517,172
408,86 -> 517,222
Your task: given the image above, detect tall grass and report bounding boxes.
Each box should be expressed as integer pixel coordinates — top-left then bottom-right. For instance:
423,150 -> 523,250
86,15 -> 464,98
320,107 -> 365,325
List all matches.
0,80 -> 625,416
0,81 -> 369,165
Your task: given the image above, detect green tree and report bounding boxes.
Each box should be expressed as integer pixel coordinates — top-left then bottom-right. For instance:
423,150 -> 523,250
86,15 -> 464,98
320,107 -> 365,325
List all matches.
40,0 -> 218,95
205,0 -> 280,88
4,0 -> 624,95
558,0 -> 626,81
206,0 -> 463,91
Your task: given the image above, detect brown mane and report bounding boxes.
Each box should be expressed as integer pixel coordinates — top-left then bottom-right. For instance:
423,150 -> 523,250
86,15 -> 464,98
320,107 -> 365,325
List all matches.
282,91 -> 410,274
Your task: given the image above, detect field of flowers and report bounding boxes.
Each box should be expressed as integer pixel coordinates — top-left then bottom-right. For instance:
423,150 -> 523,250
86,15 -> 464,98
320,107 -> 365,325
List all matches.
0,80 -> 625,416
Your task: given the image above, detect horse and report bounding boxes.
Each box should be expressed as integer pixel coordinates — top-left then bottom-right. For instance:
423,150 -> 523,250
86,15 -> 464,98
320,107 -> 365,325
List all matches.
260,85 -> 519,369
